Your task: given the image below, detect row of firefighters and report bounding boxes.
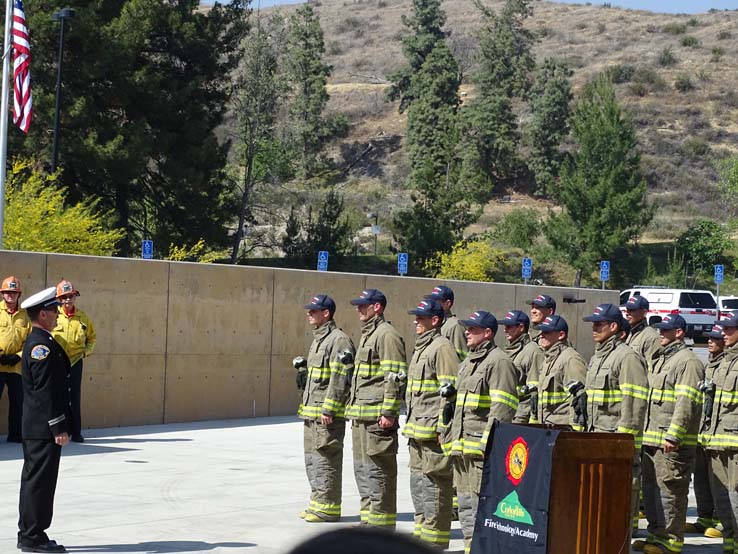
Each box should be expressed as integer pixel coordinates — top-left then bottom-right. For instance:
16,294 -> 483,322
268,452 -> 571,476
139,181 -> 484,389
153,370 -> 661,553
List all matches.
294,285 -> 737,554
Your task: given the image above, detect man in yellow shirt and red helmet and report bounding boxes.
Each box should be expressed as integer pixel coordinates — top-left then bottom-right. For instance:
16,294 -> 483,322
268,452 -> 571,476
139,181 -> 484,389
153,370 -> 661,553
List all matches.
0,276 -> 31,443
52,280 -> 96,443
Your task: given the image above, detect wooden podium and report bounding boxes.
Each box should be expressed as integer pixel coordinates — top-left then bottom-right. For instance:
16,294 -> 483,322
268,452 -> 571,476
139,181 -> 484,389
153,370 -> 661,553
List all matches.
546,431 -> 635,554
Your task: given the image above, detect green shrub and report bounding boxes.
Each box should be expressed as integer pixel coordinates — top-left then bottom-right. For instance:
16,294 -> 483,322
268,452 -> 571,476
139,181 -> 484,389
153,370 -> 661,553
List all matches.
628,82 -> 648,97
697,69 -> 711,82
662,22 -> 687,35
675,74 -> 694,92
597,23 -> 606,34
336,16 -> 362,33
712,47 -> 725,62
326,41 -> 344,55
492,208 -> 541,250
658,46 -> 677,66
686,17 -> 700,27
680,35 -> 700,48
575,22 -> 587,30
718,30 -> 732,40
607,63 -> 635,83
633,67 -> 667,91
681,137 -> 711,158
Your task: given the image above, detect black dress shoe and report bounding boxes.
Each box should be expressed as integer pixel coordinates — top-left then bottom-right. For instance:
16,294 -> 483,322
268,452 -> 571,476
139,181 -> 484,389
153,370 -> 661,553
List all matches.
71,435 -> 84,443
19,539 -> 66,552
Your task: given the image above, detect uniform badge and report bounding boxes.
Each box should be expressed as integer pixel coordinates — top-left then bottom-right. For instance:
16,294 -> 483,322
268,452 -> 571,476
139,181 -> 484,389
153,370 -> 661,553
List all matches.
31,345 -> 50,360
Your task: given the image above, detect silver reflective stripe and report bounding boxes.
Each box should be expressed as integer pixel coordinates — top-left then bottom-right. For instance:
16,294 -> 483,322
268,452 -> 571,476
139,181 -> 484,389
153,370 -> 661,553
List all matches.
48,414 -> 65,426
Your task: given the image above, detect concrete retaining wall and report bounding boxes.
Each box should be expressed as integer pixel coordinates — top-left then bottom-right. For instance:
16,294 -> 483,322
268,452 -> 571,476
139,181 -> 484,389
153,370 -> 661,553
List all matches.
0,251 -> 618,433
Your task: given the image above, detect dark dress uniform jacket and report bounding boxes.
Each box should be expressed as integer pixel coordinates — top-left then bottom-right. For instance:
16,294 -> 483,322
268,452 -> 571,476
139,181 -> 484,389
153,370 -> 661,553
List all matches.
22,327 -> 71,439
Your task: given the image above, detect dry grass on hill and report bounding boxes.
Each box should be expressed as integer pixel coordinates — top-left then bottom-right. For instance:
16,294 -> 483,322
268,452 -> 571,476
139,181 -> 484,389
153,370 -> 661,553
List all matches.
263,0 -> 738,240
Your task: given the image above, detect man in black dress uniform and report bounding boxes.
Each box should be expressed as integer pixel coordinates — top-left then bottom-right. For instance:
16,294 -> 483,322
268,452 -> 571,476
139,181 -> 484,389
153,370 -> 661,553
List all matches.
17,287 -> 71,553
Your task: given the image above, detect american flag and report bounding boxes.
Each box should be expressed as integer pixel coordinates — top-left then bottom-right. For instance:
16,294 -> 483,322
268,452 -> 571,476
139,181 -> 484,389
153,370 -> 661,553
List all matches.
12,0 -> 32,133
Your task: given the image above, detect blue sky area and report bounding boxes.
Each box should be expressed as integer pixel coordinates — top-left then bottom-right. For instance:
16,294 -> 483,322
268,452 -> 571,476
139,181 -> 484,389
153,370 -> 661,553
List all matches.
202,0 -> 736,14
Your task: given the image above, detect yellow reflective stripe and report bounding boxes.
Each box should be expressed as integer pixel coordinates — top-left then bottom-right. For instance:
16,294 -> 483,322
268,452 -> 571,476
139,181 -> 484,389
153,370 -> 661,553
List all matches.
527,380 -> 539,387
413,523 -> 422,536
367,512 -> 397,525
298,405 -> 323,417
457,349 -> 468,360
490,390 -> 520,409
668,423 -> 687,440
403,422 -> 438,440
360,509 -> 370,522
588,389 -> 623,402
541,391 -> 568,404
461,390 -> 519,410
321,398 -> 346,416
308,500 -> 341,515
675,384 -> 703,404
620,383 -> 650,400
345,404 -> 382,418
420,529 -> 451,543
438,373 -> 457,384
328,361 -> 348,377
381,398 -> 401,414
445,438 -> 485,456
716,389 -> 738,404
700,434 -> 738,448
407,379 -> 440,392
650,388 -> 676,402
308,367 -> 331,379
380,360 -> 407,372
356,362 -> 380,377
572,424 -> 584,431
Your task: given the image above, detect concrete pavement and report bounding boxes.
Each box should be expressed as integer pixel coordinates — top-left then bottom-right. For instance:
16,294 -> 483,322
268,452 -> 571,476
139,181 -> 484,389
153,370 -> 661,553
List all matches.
0,416 -> 725,553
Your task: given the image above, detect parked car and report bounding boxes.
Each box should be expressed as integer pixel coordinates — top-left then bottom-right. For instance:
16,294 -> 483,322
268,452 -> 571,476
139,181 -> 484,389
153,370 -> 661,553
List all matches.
619,287 -> 718,338
718,296 -> 738,319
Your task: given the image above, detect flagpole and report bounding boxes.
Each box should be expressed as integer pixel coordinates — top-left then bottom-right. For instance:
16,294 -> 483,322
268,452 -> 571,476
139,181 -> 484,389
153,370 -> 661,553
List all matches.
0,0 -> 13,249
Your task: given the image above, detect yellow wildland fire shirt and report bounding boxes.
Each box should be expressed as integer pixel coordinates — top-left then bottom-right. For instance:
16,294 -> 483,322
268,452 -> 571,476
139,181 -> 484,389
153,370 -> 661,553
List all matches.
346,314 -> 407,421
537,342 -> 587,429
298,320 -> 355,420
585,336 -> 649,448
52,307 -> 96,366
701,345 -> 738,450
643,341 -> 704,448
442,340 -> 519,458
0,301 -> 31,374
403,329 -> 458,441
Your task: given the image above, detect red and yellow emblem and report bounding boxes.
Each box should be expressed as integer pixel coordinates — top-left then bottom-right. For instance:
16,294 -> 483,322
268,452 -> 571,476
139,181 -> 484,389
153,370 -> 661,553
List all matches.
505,437 -> 529,486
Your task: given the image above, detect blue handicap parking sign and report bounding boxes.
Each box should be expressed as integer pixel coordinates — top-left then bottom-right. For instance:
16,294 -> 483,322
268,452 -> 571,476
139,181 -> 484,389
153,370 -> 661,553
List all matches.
142,240 -> 153,260
317,251 -> 329,272
522,257 -> 532,279
600,260 -> 610,272
398,253 -> 408,275
715,264 -> 724,284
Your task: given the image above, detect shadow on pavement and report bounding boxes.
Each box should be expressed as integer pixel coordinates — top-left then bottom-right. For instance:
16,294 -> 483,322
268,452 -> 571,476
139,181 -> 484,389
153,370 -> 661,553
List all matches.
84,438 -> 192,444
0,444 -> 139,462
66,541 -> 256,553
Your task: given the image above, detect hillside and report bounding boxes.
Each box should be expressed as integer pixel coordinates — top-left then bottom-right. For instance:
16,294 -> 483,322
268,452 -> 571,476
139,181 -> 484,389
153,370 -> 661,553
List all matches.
265,0 -> 738,243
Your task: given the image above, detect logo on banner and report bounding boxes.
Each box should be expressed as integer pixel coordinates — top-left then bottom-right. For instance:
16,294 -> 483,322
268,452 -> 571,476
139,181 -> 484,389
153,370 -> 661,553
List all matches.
493,436 -> 533,525
506,437 -> 529,485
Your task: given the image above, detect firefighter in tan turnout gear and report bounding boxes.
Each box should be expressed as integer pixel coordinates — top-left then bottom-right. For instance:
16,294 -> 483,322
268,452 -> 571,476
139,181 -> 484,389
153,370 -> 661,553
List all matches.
441,310 -> 519,554
403,298 -> 458,548
535,315 -> 587,429
527,294 -> 557,344
701,311 -> 738,554
582,303 -> 648,535
296,294 -> 355,523
625,295 -> 661,365
685,323 -> 725,538
345,289 -> 407,529
634,314 -> 704,554
426,285 -> 468,362
499,310 -> 543,424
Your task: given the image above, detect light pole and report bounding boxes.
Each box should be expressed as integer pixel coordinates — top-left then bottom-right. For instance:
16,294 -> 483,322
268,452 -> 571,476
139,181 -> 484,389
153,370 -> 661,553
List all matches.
51,7 -> 75,173
368,212 -> 379,256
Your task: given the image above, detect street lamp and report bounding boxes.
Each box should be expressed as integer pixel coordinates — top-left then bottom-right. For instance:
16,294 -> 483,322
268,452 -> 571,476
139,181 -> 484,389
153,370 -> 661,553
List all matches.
50,7 -> 75,172
367,212 -> 379,256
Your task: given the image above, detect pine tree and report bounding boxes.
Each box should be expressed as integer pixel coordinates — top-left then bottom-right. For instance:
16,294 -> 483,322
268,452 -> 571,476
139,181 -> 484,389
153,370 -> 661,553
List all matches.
285,5 -> 344,178
545,74 -> 654,286
527,58 -> 573,197
230,15 -> 290,263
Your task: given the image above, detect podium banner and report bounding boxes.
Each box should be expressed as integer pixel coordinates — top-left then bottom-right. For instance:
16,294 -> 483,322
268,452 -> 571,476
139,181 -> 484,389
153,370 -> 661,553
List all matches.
471,422 -> 560,554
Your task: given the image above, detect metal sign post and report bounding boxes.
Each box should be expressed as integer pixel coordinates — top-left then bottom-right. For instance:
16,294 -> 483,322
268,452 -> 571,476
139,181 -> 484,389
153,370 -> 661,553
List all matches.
600,260 -> 610,290
398,252 -> 408,276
